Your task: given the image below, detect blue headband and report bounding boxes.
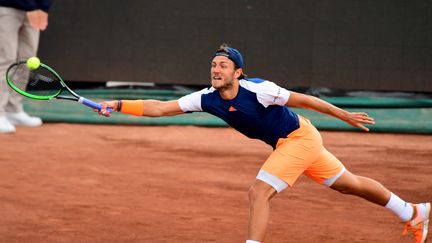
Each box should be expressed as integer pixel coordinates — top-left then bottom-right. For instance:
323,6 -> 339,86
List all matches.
214,47 -> 244,69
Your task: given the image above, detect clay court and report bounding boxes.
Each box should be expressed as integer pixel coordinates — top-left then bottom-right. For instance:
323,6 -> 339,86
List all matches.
0,123 -> 431,242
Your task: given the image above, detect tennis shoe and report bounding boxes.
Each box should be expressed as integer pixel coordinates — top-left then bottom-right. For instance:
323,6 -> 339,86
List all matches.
0,116 -> 16,133
403,202 -> 431,243
6,111 -> 42,127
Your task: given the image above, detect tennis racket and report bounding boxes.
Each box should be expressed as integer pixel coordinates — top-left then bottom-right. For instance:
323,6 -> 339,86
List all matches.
6,60 -> 112,113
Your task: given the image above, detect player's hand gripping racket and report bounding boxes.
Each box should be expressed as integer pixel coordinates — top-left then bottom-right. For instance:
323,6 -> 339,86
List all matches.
6,58 -> 112,113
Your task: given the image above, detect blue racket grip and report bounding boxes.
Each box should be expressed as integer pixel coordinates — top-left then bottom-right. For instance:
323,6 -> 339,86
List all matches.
78,97 -> 113,113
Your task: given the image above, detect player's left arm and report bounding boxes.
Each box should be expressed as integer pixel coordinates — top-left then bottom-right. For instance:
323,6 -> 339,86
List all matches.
286,91 -> 375,131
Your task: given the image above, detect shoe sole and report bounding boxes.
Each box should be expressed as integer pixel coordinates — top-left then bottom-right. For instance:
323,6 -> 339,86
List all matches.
422,202 -> 431,243
0,130 -> 15,133
0,126 -> 16,133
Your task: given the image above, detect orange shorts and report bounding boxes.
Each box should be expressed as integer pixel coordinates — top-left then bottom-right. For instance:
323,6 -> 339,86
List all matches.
258,115 -> 345,192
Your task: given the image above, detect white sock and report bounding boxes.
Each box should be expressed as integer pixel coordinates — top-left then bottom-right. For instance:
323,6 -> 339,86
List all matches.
385,193 -> 413,222
246,240 -> 261,243
416,203 -> 430,219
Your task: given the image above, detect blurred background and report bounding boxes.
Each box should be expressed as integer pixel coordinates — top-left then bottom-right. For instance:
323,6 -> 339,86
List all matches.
30,0 -> 432,132
39,0 -> 431,92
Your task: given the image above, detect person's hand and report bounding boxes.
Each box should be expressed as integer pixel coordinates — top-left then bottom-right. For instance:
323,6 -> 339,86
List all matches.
96,100 -> 118,117
343,112 -> 375,132
26,10 -> 48,31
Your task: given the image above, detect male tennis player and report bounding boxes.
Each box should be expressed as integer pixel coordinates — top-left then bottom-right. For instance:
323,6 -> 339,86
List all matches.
97,44 -> 430,243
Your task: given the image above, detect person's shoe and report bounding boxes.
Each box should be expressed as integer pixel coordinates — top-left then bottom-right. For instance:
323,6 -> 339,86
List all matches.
5,111 -> 42,127
403,202 -> 431,243
0,116 -> 16,133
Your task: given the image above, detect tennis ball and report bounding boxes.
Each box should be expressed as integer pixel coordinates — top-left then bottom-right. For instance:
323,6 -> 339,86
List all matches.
26,57 -> 41,70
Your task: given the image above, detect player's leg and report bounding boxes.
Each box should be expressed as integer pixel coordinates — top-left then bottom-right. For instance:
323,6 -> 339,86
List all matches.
330,168 -> 430,242
246,115 -> 324,242
307,146 -> 430,243
247,179 -> 277,242
330,169 -> 391,205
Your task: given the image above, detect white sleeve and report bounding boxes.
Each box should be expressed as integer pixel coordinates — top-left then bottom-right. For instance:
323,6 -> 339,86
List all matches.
177,88 -> 213,112
256,81 -> 290,107
240,79 -> 291,107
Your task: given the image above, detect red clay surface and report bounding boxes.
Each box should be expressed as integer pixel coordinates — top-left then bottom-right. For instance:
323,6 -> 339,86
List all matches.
0,124 -> 431,243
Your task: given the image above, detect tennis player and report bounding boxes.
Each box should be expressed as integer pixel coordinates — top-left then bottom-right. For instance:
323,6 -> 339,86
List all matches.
97,44 -> 430,243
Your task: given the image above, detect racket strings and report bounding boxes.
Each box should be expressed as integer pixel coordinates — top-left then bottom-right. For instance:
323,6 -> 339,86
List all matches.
7,64 -> 62,99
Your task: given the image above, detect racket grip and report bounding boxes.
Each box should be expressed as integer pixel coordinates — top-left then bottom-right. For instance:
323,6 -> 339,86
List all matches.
78,97 -> 113,113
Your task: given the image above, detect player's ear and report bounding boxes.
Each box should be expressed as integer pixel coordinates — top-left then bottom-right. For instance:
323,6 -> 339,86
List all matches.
234,68 -> 243,79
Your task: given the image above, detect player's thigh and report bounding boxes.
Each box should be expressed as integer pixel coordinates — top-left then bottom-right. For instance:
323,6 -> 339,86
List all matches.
303,148 -> 345,186
260,134 -> 323,188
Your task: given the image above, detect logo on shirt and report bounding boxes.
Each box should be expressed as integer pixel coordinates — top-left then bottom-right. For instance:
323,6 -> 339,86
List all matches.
228,106 -> 237,112
273,88 -> 281,102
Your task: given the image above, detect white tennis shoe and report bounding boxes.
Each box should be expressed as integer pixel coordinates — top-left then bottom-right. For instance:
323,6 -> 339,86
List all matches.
403,202 -> 431,243
5,111 -> 42,127
0,116 -> 16,133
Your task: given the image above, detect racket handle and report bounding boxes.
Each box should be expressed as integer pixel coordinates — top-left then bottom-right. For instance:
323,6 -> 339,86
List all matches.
78,97 -> 113,113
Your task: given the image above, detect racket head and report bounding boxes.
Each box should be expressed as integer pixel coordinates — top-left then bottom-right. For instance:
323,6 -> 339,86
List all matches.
6,61 -> 64,100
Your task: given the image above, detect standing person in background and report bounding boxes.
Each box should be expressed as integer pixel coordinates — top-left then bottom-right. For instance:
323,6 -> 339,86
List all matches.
0,0 -> 54,133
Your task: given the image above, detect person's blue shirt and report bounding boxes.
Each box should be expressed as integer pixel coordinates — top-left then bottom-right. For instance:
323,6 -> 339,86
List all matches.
0,0 -> 53,12
179,78 -> 300,149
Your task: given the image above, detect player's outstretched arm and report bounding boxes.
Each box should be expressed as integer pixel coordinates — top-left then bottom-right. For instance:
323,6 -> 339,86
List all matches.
286,92 -> 375,131
98,99 -> 184,117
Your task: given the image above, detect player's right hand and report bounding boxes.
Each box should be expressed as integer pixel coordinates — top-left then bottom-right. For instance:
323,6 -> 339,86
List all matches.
97,100 -> 118,117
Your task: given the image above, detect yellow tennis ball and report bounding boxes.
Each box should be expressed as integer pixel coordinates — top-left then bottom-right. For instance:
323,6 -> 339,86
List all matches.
26,57 -> 41,70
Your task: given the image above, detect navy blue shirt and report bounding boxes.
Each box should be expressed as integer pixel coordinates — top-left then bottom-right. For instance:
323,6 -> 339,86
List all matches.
179,78 -> 300,149
0,0 -> 53,12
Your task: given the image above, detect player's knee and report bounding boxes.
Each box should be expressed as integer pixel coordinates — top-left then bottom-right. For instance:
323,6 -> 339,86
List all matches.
248,182 -> 276,204
331,174 -> 361,195
248,186 -> 266,204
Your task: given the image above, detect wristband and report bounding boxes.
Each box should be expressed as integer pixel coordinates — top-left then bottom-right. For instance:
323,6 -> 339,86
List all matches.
119,100 -> 144,116
117,100 -> 122,112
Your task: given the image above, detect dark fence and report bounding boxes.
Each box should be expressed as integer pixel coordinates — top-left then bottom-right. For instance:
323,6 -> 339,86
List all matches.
39,0 -> 432,92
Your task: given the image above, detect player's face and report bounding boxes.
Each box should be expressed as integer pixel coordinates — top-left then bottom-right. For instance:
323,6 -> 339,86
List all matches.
211,56 -> 238,90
